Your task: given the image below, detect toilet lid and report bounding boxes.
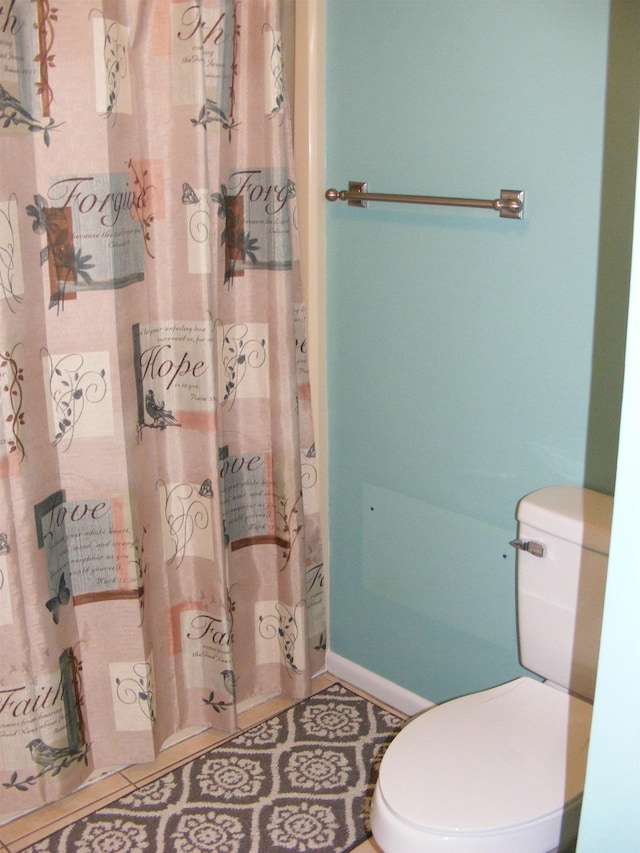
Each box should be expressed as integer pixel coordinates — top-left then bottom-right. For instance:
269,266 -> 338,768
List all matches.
378,677 -> 593,835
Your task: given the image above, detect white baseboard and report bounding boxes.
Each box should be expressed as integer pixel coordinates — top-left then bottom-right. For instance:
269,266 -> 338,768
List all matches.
326,650 -> 434,717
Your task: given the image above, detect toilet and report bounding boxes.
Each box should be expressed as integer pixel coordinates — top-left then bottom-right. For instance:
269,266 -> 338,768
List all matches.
370,485 -> 613,853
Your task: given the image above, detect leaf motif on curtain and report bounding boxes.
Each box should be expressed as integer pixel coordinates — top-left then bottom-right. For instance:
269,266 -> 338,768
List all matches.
0,83 -> 59,146
202,688 -> 234,713
25,194 -> 47,234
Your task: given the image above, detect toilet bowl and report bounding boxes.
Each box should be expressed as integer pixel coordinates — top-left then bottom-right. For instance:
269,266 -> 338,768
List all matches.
370,677 -> 593,853
370,485 -> 612,853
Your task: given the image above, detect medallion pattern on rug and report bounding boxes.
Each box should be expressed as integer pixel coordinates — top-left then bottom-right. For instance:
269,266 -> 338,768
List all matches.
23,684 -> 403,852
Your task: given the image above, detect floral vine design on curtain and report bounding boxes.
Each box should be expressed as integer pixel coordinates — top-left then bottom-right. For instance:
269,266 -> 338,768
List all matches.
157,478 -> 213,569
263,22 -> 284,120
114,661 -> 156,726
258,601 -> 304,675
217,320 -> 266,409
277,491 -> 303,573
0,196 -> 23,311
130,526 -> 149,626
40,350 -> 108,450
90,9 -> 129,123
128,160 -> 157,260
1,344 -> 25,460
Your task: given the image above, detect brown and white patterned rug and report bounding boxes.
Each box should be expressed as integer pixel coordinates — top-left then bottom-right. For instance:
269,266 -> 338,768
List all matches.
23,683 -> 403,852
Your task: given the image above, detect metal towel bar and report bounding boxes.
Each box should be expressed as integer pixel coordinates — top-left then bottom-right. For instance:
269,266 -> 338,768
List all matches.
325,181 -> 525,220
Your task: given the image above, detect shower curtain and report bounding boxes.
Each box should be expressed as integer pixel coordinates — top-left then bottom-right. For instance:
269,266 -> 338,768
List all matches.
0,0 -> 324,813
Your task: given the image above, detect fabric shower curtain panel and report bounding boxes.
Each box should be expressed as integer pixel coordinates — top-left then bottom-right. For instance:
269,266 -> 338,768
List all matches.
0,0 -> 325,814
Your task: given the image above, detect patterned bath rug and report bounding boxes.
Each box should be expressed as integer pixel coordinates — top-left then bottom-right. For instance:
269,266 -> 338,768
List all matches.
22,683 -> 403,853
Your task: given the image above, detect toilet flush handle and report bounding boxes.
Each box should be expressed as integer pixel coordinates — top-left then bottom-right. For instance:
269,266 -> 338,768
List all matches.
509,538 -> 546,558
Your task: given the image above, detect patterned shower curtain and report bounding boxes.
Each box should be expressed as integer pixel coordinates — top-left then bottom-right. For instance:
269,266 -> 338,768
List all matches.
0,0 -> 324,814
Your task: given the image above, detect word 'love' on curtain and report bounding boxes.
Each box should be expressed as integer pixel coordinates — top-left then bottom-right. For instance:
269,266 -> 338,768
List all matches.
0,0 -> 325,814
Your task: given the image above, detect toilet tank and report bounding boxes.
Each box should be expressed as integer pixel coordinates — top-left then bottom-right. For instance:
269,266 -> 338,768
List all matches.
515,485 -> 613,701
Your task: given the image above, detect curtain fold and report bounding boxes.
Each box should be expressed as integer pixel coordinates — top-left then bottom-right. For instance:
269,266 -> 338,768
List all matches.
0,0 -> 324,814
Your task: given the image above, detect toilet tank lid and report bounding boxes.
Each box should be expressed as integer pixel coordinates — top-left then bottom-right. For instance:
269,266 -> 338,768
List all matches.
517,485 -> 613,554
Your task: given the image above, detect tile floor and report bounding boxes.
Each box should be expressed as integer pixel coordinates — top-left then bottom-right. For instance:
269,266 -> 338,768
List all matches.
0,672 -> 396,852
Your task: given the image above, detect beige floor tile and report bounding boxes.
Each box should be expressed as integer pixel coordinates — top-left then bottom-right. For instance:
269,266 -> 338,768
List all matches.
0,772 -> 133,852
235,673 -> 338,729
352,838 -> 383,852
121,724 -> 231,786
236,691 -> 297,728
312,672 -> 338,691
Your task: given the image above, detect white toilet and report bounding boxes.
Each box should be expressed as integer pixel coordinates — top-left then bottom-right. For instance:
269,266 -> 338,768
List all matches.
370,485 -> 613,853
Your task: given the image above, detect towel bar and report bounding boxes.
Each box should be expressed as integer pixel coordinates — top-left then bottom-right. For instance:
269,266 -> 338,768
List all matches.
325,181 -> 524,219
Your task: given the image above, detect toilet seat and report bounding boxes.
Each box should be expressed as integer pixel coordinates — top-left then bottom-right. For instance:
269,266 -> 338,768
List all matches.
371,677 -> 593,853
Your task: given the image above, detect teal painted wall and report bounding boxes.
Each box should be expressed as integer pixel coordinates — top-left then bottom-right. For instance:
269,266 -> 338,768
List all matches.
325,0 -> 635,702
